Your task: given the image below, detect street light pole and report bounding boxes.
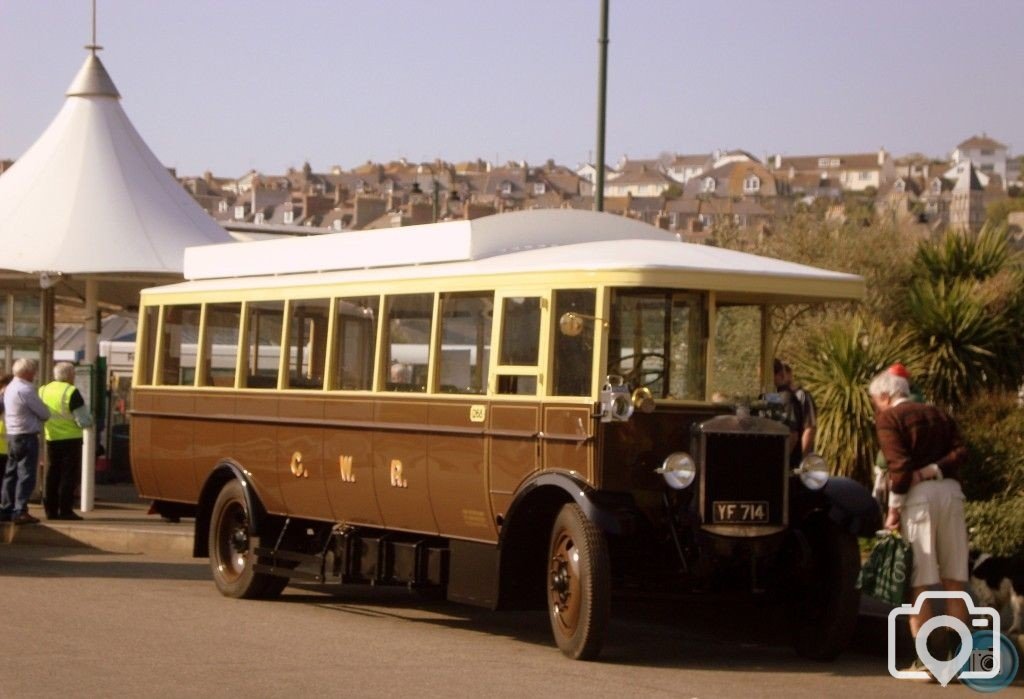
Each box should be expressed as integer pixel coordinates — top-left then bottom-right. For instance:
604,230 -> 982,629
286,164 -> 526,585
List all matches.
594,0 -> 609,213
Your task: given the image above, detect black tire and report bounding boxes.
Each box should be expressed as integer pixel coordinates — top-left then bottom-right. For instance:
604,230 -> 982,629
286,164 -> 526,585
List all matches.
791,520 -> 861,661
208,479 -> 286,599
547,503 -> 611,660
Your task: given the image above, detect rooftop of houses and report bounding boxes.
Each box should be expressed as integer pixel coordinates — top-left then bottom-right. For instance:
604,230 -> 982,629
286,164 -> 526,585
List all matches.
957,134 -> 1008,151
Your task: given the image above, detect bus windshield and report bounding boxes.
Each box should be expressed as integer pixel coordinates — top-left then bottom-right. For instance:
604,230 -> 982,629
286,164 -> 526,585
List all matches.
607,289 -> 706,400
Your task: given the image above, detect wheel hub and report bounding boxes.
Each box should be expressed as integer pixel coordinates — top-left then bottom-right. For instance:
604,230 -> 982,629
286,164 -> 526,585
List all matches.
230,527 -> 249,554
551,558 -> 571,607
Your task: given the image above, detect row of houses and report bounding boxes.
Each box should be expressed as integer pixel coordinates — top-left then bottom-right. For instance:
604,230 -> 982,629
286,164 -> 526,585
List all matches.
167,134 -> 1019,238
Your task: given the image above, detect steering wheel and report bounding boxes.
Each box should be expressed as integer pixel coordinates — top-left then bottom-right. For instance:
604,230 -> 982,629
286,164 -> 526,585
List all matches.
608,352 -> 665,388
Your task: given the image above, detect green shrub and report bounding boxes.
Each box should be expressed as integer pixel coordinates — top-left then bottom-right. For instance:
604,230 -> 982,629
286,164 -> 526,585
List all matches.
958,391 -> 1024,501
965,497 -> 1024,557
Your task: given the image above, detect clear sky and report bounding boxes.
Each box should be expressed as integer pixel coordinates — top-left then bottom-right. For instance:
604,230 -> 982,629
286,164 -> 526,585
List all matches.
1,1 -> 1021,177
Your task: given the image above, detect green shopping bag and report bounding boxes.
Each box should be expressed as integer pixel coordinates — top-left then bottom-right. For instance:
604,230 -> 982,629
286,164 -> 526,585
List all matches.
857,530 -> 913,606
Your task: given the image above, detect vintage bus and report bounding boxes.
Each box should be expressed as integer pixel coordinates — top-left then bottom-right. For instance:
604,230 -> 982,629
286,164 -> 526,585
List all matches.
130,209 -> 880,660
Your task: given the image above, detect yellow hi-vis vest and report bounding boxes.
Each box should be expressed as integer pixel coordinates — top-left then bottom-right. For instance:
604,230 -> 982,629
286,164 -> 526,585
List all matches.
39,381 -> 83,442
0,419 -> 6,455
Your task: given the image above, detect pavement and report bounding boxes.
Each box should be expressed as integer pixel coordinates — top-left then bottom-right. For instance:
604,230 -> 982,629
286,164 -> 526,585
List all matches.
0,481 -> 193,559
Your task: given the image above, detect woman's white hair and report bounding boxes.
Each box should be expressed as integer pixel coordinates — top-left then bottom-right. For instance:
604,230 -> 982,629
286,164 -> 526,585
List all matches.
53,361 -> 76,383
868,370 -> 909,399
12,357 -> 38,378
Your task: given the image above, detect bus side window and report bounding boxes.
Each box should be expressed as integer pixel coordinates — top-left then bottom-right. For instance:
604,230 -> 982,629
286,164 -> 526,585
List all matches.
332,296 -> 379,391
710,305 -> 762,399
137,305 -> 159,385
201,303 -> 241,387
438,291 -> 493,395
159,304 -> 201,386
383,294 -> 433,393
287,299 -> 329,390
552,290 -> 595,396
499,297 -> 540,366
495,296 -> 542,396
244,301 -> 284,389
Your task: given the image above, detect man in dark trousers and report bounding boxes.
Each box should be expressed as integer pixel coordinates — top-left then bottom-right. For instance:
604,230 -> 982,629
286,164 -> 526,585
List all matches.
0,358 -> 50,524
869,369 -> 969,679
39,362 -> 93,520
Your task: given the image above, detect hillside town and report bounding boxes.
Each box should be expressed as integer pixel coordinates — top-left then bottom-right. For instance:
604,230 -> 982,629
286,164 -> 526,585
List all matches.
38,133 -> 1010,241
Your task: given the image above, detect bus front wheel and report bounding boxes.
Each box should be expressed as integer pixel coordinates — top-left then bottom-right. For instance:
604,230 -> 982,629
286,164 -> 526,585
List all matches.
208,479 -> 285,599
546,503 -> 610,660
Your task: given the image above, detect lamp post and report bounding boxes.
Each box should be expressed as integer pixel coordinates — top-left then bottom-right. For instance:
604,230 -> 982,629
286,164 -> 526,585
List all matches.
594,0 -> 609,213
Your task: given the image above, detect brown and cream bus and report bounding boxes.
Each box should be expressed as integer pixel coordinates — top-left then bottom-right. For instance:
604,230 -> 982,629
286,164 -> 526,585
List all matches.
131,209 -> 880,660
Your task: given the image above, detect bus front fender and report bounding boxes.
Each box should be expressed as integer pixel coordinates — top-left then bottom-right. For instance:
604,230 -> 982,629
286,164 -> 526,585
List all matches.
502,471 -> 623,540
194,461 -> 263,558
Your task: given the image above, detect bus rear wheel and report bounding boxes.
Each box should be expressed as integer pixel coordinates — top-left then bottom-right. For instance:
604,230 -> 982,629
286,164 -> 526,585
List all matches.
546,503 -> 610,660
208,479 -> 285,599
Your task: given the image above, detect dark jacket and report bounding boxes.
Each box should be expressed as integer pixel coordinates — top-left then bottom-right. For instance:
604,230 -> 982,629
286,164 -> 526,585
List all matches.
875,400 -> 967,496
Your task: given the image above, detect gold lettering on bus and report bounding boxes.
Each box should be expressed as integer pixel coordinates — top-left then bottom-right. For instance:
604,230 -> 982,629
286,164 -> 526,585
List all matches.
461,509 -> 488,528
389,459 -> 408,488
339,455 -> 356,483
290,451 -> 307,478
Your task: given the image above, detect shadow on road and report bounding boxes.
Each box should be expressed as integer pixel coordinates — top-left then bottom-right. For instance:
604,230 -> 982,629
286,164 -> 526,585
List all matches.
275,584 -> 895,675
0,545 -> 208,581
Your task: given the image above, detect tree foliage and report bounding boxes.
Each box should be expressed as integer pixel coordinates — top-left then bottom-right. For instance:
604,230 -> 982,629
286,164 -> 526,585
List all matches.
796,316 -> 923,483
906,224 -> 1024,407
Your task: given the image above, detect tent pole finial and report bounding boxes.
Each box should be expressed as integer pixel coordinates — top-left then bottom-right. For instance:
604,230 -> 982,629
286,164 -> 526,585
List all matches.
85,0 -> 101,55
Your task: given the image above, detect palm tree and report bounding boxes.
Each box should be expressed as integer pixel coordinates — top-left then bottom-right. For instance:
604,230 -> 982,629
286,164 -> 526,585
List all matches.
797,316 -> 922,484
907,223 -> 1024,407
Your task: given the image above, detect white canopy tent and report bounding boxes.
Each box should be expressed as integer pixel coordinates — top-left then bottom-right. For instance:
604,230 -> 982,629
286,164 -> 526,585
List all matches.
0,49 -> 231,510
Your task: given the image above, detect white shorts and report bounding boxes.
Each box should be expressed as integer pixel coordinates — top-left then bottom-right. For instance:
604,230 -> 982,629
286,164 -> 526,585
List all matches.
899,479 -> 969,587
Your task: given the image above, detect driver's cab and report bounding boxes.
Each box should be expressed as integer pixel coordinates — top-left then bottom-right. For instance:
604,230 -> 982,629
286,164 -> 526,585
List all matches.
596,287 -> 767,410
606,289 -> 707,401
583,286 -> 771,493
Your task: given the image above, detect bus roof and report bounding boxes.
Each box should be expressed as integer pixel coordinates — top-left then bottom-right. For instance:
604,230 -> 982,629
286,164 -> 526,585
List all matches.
158,209 -> 863,303
184,209 -> 672,280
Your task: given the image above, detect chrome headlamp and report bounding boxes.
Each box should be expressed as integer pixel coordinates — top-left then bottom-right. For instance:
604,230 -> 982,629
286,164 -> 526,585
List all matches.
655,452 -> 697,490
795,453 -> 829,491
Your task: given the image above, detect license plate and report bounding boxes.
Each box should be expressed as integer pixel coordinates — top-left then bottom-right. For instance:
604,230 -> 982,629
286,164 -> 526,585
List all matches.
712,501 -> 769,523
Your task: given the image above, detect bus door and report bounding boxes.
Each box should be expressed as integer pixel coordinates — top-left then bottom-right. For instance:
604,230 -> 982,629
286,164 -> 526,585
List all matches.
542,289 -> 597,483
486,290 -> 549,522
428,291 -> 496,541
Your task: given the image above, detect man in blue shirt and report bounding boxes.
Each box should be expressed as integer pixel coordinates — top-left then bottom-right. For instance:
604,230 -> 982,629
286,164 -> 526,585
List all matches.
0,358 -> 51,524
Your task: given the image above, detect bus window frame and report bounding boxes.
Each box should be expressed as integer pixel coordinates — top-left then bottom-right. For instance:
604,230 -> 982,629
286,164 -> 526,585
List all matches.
435,290 -> 494,396
154,303 -> 202,388
490,289 -> 551,397
237,299 -> 287,391
136,283 -> 768,404
379,292 -> 437,394
198,301 -> 244,389
284,297 -> 331,391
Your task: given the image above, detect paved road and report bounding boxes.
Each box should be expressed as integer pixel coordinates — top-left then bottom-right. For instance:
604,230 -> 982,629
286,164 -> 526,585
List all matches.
0,546 -> 991,698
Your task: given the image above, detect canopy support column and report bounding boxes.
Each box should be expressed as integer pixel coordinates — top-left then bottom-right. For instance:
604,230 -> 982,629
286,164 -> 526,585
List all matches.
80,278 -> 98,512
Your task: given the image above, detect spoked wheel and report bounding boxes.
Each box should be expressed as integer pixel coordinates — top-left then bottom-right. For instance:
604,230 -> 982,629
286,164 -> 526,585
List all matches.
547,503 -> 610,660
208,479 -> 286,599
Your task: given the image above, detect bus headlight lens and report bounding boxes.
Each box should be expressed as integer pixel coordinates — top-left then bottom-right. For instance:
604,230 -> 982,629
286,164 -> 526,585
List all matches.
655,452 -> 696,490
796,453 -> 829,491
